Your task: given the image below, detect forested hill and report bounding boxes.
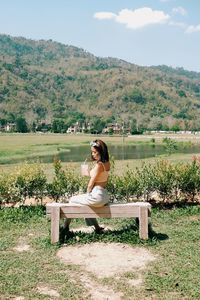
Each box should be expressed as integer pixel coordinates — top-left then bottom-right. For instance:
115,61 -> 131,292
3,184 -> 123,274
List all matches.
0,33 -> 200,131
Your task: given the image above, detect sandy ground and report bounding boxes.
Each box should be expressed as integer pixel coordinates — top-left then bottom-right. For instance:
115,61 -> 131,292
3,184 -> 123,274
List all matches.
57,242 -> 157,299
13,230 -> 157,300
57,243 -> 156,279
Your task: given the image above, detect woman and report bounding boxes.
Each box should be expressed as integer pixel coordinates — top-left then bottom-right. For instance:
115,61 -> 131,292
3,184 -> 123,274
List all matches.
63,139 -> 110,234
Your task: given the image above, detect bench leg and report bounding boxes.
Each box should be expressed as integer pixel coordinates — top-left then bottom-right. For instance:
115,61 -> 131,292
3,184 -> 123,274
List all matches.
51,206 -> 60,244
139,206 -> 149,239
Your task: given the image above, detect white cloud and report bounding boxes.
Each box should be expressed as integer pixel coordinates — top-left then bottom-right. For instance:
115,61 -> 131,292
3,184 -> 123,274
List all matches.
94,12 -> 116,20
185,24 -> 200,33
169,21 -> 187,29
172,7 -> 187,16
94,7 -> 170,30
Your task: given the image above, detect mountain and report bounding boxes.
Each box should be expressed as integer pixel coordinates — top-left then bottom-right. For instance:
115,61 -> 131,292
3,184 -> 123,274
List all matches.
0,33 -> 200,131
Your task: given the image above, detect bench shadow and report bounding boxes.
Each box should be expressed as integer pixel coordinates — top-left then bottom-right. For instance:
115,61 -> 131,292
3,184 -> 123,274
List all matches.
148,228 -> 169,241
59,221 -> 169,244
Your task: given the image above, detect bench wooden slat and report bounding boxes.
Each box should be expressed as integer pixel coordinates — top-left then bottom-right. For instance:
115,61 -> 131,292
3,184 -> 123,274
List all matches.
46,203 -> 150,213
59,212 -> 139,218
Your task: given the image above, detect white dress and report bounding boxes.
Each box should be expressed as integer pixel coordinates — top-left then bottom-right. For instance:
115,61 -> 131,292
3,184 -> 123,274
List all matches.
69,185 -> 109,207
65,162 -> 110,227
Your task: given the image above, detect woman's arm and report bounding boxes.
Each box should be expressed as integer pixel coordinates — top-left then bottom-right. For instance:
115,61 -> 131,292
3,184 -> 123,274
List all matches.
87,163 -> 102,193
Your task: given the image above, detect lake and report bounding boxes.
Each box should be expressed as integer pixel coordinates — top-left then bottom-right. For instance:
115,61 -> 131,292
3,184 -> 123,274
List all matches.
36,143 -> 200,163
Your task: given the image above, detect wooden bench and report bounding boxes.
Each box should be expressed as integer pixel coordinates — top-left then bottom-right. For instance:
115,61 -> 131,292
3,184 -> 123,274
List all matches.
46,202 -> 151,244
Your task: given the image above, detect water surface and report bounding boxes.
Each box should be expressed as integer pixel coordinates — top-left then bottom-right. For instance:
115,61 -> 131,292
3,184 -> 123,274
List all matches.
39,144 -> 200,163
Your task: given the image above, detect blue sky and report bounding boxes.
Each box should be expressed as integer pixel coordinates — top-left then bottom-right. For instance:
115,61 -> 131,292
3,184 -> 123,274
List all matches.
0,0 -> 200,72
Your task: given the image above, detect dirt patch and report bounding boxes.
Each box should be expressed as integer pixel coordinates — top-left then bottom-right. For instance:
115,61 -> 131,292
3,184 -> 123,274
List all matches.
2,196 -> 53,207
57,243 -> 156,299
57,242 -> 156,279
188,215 -> 200,221
37,285 -> 60,298
13,237 -> 31,252
58,268 -> 123,300
128,276 -> 143,287
13,244 -> 30,252
79,273 -> 123,300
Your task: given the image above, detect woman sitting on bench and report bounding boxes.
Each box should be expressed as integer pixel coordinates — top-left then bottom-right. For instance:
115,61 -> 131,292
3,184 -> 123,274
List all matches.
63,139 -> 110,233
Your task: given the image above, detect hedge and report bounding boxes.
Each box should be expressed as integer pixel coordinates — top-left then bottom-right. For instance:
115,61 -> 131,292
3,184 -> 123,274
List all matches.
1,158 -> 200,205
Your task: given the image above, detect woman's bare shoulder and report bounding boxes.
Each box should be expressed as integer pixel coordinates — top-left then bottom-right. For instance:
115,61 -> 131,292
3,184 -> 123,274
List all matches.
98,161 -> 110,171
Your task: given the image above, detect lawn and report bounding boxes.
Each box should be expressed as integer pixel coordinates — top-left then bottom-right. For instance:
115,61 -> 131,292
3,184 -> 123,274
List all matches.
0,205 -> 200,299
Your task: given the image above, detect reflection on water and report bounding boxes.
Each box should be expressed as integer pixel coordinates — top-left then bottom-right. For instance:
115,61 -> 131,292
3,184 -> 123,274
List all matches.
31,144 -> 200,164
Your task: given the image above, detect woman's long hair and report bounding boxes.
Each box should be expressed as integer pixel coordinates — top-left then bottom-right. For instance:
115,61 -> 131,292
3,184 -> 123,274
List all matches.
90,139 -> 109,162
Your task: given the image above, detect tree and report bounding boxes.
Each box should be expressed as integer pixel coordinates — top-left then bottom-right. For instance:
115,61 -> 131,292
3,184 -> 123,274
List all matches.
16,117 -> 28,133
162,137 -> 178,156
90,118 -> 105,134
123,89 -> 146,104
0,118 -> 7,126
52,119 -> 65,133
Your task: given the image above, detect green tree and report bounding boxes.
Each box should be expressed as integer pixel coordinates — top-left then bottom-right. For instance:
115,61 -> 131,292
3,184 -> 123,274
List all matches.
130,119 -> 143,134
162,137 -> 178,156
0,118 -> 7,126
123,89 -> 146,104
90,118 -> 105,134
52,119 -> 66,133
16,117 -> 28,133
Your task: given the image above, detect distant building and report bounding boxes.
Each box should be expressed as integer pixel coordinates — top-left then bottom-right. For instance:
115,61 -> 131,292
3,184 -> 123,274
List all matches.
102,123 -> 123,134
0,122 -> 16,132
67,121 -> 91,133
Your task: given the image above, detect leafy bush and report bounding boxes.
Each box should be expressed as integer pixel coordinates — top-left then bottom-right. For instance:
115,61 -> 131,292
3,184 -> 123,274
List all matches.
0,172 -> 21,204
153,160 -> 177,201
1,158 -> 200,205
0,163 -> 46,204
15,163 -> 47,203
162,137 -> 178,155
178,160 -> 200,200
135,163 -> 156,201
47,159 -> 87,201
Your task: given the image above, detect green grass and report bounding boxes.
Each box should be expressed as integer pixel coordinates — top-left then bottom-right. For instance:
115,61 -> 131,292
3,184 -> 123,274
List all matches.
0,205 -> 200,299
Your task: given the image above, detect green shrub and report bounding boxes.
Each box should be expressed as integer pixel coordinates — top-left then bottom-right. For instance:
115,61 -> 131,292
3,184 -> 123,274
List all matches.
15,163 -> 47,203
135,163 -> 156,201
1,158 -> 200,205
0,163 -> 47,204
47,160 -> 87,201
0,172 -> 21,204
109,170 -> 142,202
153,160 -> 177,201
162,137 -> 178,155
178,160 -> 200,200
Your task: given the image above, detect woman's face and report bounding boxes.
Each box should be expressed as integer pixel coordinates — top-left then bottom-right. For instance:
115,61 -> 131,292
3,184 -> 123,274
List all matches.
91,147 -> 100,161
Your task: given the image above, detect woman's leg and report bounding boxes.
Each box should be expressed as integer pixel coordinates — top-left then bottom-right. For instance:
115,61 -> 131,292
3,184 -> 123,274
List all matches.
85,218 -> 104,232
60,218 -> 72,242
63,218 -> 71,231
69,191 -> 107,231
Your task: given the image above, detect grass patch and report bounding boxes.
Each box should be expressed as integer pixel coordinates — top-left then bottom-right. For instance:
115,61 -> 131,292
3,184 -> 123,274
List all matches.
0,205 -> 200,299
